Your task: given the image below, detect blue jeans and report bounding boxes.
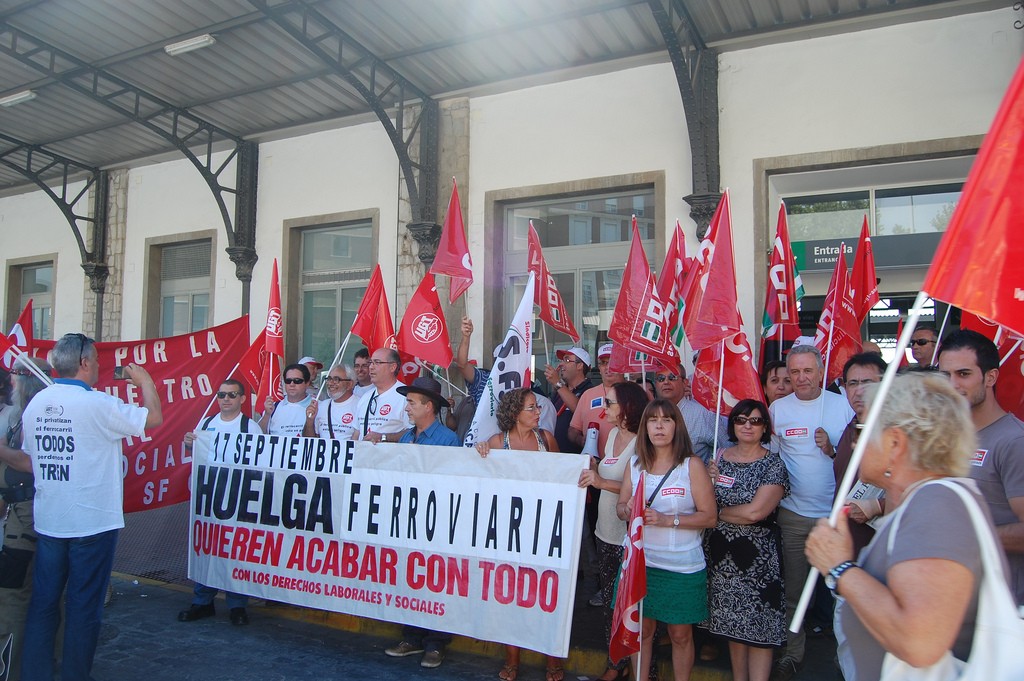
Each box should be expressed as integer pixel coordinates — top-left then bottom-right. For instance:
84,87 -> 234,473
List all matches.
21,529 -> 118,681
192,583 -> 248,609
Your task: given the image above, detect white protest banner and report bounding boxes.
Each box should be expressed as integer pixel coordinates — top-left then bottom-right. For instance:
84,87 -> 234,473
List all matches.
188,433 -> 587,657
463,272 -> 535,446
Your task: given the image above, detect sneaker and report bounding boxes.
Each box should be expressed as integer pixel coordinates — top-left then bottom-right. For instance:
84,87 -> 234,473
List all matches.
420,650 -> 444,668
770,655 -> 803,681
385,641 -> 425,658
229,607 -> 249,625
177,603 -> 215,622
588,591 -> 605,607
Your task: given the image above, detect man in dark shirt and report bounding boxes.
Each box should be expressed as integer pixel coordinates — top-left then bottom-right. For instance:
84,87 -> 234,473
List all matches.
543,348 -> 593,454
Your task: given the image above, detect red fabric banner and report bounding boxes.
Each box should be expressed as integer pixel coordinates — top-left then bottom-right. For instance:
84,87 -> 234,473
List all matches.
610,471 -> 647,663
850,216 -> 880,324
430,178 -> 474,303
692,331 -> 765,417
396,273 -> 453,368
683,191 -> 742,351
33,316 -> 250,512
922,59 -> 1024,339
528,221 -> 580,342
2,299 -> 33,371
813,245 -> 862,384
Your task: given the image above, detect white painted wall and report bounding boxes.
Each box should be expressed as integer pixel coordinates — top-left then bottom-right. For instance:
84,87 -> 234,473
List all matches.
719,8 -> 1024,326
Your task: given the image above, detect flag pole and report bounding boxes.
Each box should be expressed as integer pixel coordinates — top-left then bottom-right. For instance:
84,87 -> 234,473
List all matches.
791,289 -> 930,633
712,339 -> 725,464
818,311 -> 836,425
12,348 -> 54,387
1001,340 -> 1022,367
193,360 -> 243,431
316,331 -> 354,401
931,304 -> 953,365
541,319 -> 551,368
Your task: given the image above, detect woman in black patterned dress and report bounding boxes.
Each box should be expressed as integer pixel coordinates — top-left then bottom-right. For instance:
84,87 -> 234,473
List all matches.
704,399 -> 789,681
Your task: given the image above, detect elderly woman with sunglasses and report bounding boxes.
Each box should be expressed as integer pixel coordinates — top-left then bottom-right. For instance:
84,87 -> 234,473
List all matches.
704,399 -> 790,681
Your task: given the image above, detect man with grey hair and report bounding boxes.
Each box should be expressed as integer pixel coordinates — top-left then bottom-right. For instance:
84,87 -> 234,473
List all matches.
21,333 -> 162,681
768,344 -> 854,680
356,347 -> 412,442
304,363 -> 360,440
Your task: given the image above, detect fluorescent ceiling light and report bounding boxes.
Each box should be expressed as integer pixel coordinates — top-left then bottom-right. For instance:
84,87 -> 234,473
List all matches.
0,90 -> 37,107
164,34 -> 216,56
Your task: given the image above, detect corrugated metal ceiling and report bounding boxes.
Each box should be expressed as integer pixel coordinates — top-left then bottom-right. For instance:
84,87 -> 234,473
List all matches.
0,0 -> 1005,192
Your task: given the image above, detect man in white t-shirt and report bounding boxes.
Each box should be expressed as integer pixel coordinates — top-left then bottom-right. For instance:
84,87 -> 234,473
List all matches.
179,378 -> 263,626
352,348 -> 373,398
21,333 -> 161,681
356,348 -> 412,442
769,344 -> 854,680
259,363 -> 313,437
304,364 -> 360,440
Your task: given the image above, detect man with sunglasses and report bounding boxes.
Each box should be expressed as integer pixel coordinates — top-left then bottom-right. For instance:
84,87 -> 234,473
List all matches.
909,325 -> 939,366
543,348 -> 593,454
179,378 -> 262,626
654,362 -> 728,465
21,333 -> 162,681
259,363 -> 313,437
304,364 -> 360,441
356,348 -> 412,443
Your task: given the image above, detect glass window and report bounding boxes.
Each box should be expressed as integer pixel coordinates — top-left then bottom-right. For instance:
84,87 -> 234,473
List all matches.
302,224 -> 373,271
785,191 -> 869,242
506,189 -> 655,251
159,241 -> 211,337
19,263 -> 53,339
875,183 -> 961,236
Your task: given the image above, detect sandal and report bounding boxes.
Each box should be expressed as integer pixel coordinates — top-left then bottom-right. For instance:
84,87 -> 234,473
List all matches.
545,665 -> 565,681
498,664 -> 519,681
597,667 -> 630,681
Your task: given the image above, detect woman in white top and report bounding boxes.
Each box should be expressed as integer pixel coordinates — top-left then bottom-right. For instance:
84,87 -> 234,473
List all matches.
579,381 -> 649,681
616,398 -> 717,681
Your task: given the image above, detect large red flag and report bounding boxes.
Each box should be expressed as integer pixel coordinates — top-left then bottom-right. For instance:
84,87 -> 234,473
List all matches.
656,221 -> 689,351
396,273 -> 453,367
352,265 -> 396,353
256,261 -> 284,407
850,216 -> 880,324
430,177 -> 474,303
813,244 -> 862,384
607,343 -> 657,374
960,311 -> 1024,421
608,218 -> 677,367
683,191 -> 742,351
761,202 -> 803,345
1,299 -> 34,371
610,472 -> 647,663
235,328 -> 267,392
692,330 -> 766,417
922,59 -> 1024,339
528,221 -> 579,342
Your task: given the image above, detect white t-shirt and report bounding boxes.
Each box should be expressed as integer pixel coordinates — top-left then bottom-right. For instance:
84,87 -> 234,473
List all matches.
267,396 -> 312,437
355,383 -> 411,437
24,381 -> 148,538
352,383 -> 373,398
770,390 -> 854,517
314,394 -> 360,440
595,428 -> 633,545
200,412 -> 263,435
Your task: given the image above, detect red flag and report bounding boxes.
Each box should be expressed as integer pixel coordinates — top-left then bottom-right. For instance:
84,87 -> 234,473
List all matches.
235,328 -> 267,392
1,300 -> 34,371
607,343 -> 657,374
895,317 -> 911,369
656,221 -> 690,350
850,216 -> 880,324
813,244 -> 862,384
922,59 -> 1024,338
430,177 -> 474,303
352,266 -> 396,353
608,218 -> 677,367
683,191 -> 742,351
761,202 -> 803,343
396,274 -> 453,367
256,261 -> 284,407
528,221 -> 580,342
692,330 -> 766,417
610,472 -> 647,663
960,311 -> 1024,421
0,331 -> 14,358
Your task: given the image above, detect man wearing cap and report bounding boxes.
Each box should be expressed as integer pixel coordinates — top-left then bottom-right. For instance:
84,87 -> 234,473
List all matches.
569,343 -> 623,454
304,364 -> 360,441
544,348 -> 593,454
356,348 -> 412,443
383,376 -> 457,666
298,355 -> 324,396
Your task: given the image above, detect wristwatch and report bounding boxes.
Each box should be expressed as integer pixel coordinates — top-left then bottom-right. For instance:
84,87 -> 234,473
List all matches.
672,515 -> 680,527
555,381 -> 565,389
825,560 -> 858,593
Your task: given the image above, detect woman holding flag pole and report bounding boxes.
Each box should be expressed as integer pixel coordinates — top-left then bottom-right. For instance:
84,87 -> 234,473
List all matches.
615,399 -> 717,681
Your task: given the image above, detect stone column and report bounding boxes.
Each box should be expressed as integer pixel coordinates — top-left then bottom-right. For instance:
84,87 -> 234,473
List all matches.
81,168 -> 127,341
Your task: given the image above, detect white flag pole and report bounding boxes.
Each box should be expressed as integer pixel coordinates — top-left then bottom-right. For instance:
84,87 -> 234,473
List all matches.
931,304 -> 953,365
192,360 -> 243,431
1000,339 -> 1022,367
791,289 -> 930,633
11,348 -> 54,387
712,338 -> 725,465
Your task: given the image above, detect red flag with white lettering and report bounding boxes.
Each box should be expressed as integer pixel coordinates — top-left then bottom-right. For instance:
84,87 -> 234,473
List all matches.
850,216 -> 880,324
610,471 -> 647,663
607,343 -> 657,374
692,330 -> 765,417
430,178 -> 474,303
396,273 -> 453,368
656,221 -> 690,351
1,299 -> 34,371
352,266 -> 396,353
760,202 -> 803,344
608,218 -> 677,367
960,311 -> 1024,421
922,59 -> 1024,339
256,260 -> 284,407
528,221 -> 579,342
813,245 -> 862,384
683,191 -> 742,351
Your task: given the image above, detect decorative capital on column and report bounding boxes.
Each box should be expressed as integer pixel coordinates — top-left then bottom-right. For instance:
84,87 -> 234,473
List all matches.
81,262 -> 109,294
683,191 -> 722,239
407,222 -> 442,265
226,246 -> 259,283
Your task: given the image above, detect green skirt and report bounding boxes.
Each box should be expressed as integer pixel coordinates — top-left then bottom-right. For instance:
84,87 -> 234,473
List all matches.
615,566 -> 708,625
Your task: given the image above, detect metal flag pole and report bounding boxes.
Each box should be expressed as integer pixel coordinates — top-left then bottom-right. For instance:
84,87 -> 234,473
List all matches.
712,338 -> 725,464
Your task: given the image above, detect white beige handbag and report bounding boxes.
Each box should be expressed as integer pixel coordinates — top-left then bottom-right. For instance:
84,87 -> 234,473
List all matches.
879,479 -> 1024,681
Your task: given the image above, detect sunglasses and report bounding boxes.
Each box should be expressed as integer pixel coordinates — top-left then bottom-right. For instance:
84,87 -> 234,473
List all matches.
654,374 -> 680,383
604,398 -> 618,406
733,416 -> 765,426
910,339 -> 936,346
216,391 -> 242,399
283,377 -> 307,385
